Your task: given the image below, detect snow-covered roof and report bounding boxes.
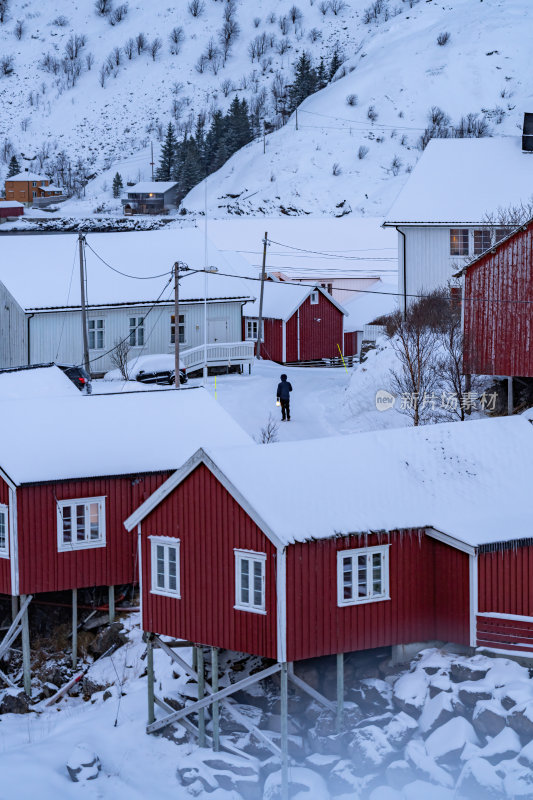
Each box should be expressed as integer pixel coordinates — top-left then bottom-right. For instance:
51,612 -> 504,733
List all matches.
127,181 -> 177,194
384,138 -> 533,225
44,183 -> 64,192
0,230 -> 254,311
0,365 -> 80,399
244,282 -> 346,321
0,387 -> 252,485
0,200 -> 24,208
343,279 -> 398,332
6,172 -> 48,182
128,416 -> 533,549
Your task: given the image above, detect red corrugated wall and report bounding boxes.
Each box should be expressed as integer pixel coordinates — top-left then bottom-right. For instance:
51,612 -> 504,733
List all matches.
286,292 -> 344,362
344,332 -> 358,357
478,548 -> 533,616
17,473 -> 169,594
141,464 -> 278,659
463,223 -> 533,377
242,317 -> 283,362
0,476 -> 11,594
285,531 -> 470,661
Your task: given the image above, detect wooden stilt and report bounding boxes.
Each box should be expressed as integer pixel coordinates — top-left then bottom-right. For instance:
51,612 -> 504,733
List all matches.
192,645 -> 198,673
72,589 -> 78,670
147,636 -> 155,725
281,662 -> 289,800
11,595 -> 19,623
108,585 -> 115,622
197,646 -> 206,747
20,594 -> 31,697
211,646 -> 220,752
508,377 -> 514,416
336,652 -> 344,733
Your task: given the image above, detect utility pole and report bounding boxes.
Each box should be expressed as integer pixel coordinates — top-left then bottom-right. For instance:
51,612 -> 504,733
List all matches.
256,232 -> 268,359
78,233 -> 91,376
150,141 -> 154,181
174,262 -> 181,390
295,107 -> 298,131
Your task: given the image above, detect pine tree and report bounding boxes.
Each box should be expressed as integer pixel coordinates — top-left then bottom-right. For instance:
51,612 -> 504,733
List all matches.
112,172 -> 123,198
156,122 -> 178,181
289,52 -> 317,110
329,47 -> 342,81
7,154 -> 20,178
316,57 -> 328,90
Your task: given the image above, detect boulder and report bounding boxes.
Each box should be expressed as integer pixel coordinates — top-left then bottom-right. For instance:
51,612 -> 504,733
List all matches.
428,671 -> 453,699
0,688 -> 30,714
477,727 -> 522,765
457,757 -> 504,799
402,780 -> 456,800
458,681 -> 494,708
328,759 -> 364,795
66,744 -> 101,782
503,765 -> 533,799
499,681 -> 533,711
350,679 -> 392,715
425,716 -> 479,765
368,788 -> 402,800
508,701 -> 533,740
472,699 -> 508,738
177,765 -> 218,793
450,659 -> 489,684
348,725 -> 395,772
384,712 -> 418,749
418,692 -> 456,736
518,738 -> 533,769
404,740 -> 454,788
88,622 -> 127,657
385,759 -> 417,790
204,758 -> 260,799
303,753 -> 340,778
263,767 -> 329,800
307,728 -> 348,757
392,672 -> 428,718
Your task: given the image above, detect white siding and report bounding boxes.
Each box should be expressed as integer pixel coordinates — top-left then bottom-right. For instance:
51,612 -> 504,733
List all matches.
295,277 -> 380,304
0,283 -> 27,369
29,301 -> 245,374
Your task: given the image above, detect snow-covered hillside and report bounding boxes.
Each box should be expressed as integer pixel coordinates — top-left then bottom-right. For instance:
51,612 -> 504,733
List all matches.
0,0 -> 531,217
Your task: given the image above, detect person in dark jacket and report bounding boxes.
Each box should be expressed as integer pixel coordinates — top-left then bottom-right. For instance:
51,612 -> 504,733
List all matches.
277,374 -> 292,421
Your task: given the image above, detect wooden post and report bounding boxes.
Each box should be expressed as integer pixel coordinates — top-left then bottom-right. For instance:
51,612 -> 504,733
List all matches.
211,646 -> 220,752
20,594 -> 31,697
147,636 -> 155,725
192,646 -> 198,673
255,232 -> 268,359
281,662 -> 289,800
336,652 -> 344,733
108,585 -> 115,622
507,377 -> 514,416
11,595 -> 18,623
197,646 -> 206,747
72,589 -> 78,670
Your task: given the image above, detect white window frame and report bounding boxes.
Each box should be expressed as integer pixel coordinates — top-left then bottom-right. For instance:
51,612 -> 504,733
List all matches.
337,544 -> 390,607
449,229 -> 470,257
310,290 -> 319,305
0,504 -> 8,558
129,316 -> 145,347
234,548 -> 266,615
150,536 -> 181,598
245,318 -> 264,341
473,228 -> 492,256
56,497 -> 106,552
88,318 -> 105,350
170,313 -> 186,345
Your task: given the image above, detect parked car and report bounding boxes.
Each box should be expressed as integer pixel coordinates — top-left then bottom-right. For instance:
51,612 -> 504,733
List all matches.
56,363 -> 92,393
118,354 -> 188,386
136,367 -> 188,386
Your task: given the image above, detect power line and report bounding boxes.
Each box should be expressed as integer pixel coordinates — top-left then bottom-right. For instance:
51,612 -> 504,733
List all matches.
85,240 -> 173,280
266,237 -> 395,261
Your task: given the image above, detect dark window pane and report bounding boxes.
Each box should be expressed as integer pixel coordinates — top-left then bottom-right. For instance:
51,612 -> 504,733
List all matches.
253,560 -> 263,607
62,506 -> 72,543
240,559 -> 249,604
156,545 -> 165,588
76,504 -> 85,541
89,503 -> 99,539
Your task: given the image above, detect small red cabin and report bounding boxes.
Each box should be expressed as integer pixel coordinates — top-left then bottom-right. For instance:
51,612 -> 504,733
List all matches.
0,200 -> 24,218
461,218 -> 533,378
126,416 -> 533,662
243,283 -> 346,363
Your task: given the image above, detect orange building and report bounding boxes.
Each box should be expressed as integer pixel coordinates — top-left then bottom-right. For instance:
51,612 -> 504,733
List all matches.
4,172 -> 63,204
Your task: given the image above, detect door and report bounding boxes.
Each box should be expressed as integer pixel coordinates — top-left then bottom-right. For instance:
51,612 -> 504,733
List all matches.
208,319 -> 228,343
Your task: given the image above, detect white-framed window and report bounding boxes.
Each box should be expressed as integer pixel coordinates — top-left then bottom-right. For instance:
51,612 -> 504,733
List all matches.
57,497 -> 106,552
495,227 -> 513,243
234,549 -> 266,614
32,181 -> 36,187
337,545 -> 390,607
450,229 -> 469,256
245,318 -> 264,341
0,504 -> 8,558
150,536 -> 180,598
129,316 -> 145,347
32,191 -> 37,198
473,229 -> 492,255
170,314 -> 185,345
310,290 -> 319,304
88,318 -> 105,350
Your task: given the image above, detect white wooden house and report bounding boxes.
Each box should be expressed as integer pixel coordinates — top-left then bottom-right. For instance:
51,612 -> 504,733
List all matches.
0,230 -> 254,374
383,137 -> 533,311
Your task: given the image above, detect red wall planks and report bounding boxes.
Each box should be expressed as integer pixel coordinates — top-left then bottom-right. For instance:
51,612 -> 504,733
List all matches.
344,332 -> 358,357
285,531 -> 470,661
16,472 -> 169,595
141,464 -> 278,659
242,317 -> 283,362
463,223 -> 533,378
0,475 -> 11,594
296,290 -> 344,362
478,548 -> 533,618
477,615 -> 533,653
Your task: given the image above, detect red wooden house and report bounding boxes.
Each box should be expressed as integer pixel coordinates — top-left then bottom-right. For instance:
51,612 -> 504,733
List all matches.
125,415 -> 533,665
460,217 -> 533,379
243,282 -> 347,363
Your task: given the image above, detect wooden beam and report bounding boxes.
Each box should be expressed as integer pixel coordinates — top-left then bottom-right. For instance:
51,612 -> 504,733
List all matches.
20,594 -> 31,696
197,646 -> 206,747
72,589 -> 77,670
281,662 -> 289,800
211,647 -> 220,752
336,652 -> 344,733
108,586 -> 115,623
287,667 -> 335,712
0,594 -> 32,662
147,637 -> 155,725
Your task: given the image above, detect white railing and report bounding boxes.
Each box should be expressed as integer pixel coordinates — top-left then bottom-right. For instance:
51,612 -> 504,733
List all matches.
362,324 -> 386,343
181,341 -> 255,372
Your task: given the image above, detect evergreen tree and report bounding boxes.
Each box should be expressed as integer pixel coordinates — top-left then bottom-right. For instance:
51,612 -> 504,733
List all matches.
289,52 -> 317,110
329,47 -> 342,81
156,122 -> 178,180
316,57 -> 328,90
6,154 -> 20,178
112,172 -> 123,198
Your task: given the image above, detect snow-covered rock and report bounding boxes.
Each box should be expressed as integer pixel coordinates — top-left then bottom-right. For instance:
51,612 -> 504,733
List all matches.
476,727 -> 522,765
401,781 -> 456,800
508,700 -> 533,739
499,680 -> 533,711
503,764 -> 533,799
385,759 -> 417,790
368,788 -> 402,800
0,688 -> 30,715
348,725 -> 395,772
458,680 -> 494,708
263,767 -> 329,800
425,717 -> 479,764
418,692 -> 456,736
404,740 -> 454,788
457,757 -> 504,799
472,699 -> 508,738
384,711 -> 418,748
66,744 -> 101,782
450,657 -> 490,684
392,672 -> 428,718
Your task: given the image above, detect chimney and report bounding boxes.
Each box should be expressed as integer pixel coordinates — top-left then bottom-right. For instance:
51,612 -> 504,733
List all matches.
522,113 -> 533,153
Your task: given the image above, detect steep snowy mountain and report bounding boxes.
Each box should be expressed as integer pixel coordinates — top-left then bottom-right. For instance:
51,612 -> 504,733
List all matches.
0,0 -> 531,217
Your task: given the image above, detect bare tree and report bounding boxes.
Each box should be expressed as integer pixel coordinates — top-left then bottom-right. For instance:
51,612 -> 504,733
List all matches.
109,3 -> 128,25
99,62 -> 108,87
135,32 -> 147,54
257,414 -> 279,443
0,54 -> 14,75
318,0 -> 330,15
289,5 -> 302,23
95,0 -> 112,15
149,37 -> 162,61
124,38 -> 135,59
219,18 -> 240,62
169,26 -> 184,55
86,51 -> 95,70
0,0 -> 9,24
437,310 -> 471,421
482,197 -> 533,236
330,0 -> 346,13
110,339 -> 131,380
14,19 -> 23,39
188,0 -> 205,17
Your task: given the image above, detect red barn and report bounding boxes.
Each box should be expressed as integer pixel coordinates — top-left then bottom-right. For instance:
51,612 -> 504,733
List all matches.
126,415 -> 533,665
460,218 -> 533,378
243,282 -> 346,363
0,200 -> 24,218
